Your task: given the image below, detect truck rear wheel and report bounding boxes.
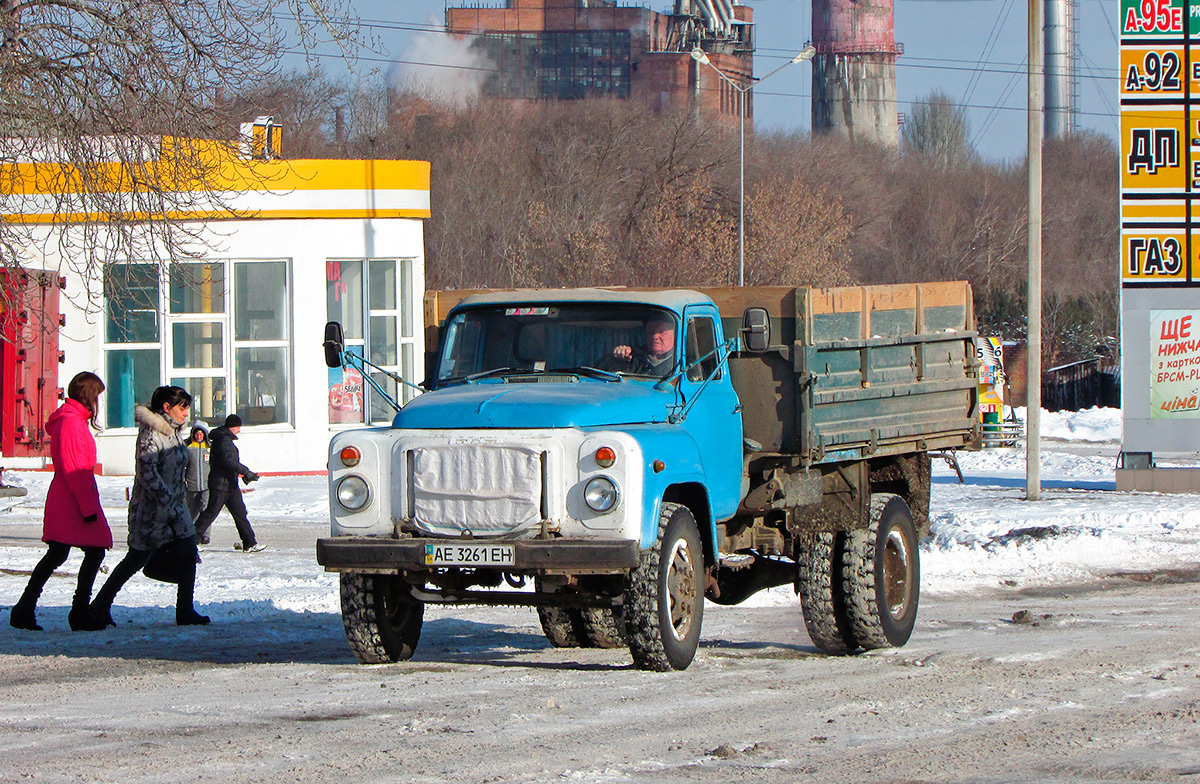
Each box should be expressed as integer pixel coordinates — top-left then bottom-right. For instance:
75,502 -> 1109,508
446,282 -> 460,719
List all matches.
622,501 -> 704,671
536,603 -> 625,649
537,606 -> 586,648
797,531 -> 858,654
843,493 -> 920,649
580,607 -> 627,649
340,572 -> 424,664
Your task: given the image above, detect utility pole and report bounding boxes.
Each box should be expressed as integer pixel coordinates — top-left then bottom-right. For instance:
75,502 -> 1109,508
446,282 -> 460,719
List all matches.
1027,0 -> 1043,501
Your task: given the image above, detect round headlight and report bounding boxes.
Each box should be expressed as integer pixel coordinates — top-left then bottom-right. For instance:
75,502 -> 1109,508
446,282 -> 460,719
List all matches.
336,475 -> 370,511
583,476 -> 619,513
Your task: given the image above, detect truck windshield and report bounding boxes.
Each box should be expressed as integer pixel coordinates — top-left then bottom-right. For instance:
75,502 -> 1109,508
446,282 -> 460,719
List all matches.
437,304 -> 679,383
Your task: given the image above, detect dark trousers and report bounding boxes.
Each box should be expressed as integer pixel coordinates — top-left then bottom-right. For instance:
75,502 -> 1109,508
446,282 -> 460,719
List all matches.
193,487 -> 256,548
18,541 -> 105,608
92,536 -> 199,615
186,490 -> 208,521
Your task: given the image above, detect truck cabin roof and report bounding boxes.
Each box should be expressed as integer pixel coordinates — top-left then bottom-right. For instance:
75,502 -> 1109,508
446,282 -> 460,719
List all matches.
448,288 -> 711,317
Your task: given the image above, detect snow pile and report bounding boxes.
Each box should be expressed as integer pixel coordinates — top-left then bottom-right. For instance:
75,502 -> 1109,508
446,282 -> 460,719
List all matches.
1013,405 -> 1122,443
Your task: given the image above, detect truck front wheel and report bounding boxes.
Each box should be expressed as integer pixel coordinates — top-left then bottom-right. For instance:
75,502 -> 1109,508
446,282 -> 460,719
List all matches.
622,501 -> 704,671
843,493 -> 920,649
340,572 -> 424,663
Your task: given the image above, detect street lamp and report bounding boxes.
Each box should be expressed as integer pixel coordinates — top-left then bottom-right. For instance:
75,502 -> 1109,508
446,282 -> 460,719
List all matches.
692,44 -> 817,287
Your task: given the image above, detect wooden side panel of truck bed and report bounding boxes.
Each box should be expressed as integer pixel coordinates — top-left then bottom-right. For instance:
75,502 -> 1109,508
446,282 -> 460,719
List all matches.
704,282 -> 978,463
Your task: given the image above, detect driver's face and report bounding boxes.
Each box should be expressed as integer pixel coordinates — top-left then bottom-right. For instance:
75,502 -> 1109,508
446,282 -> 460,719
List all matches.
645,321 -> 675,359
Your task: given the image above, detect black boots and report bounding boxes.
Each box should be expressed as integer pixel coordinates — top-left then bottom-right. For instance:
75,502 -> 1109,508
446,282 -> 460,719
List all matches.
9,598 -> 41,631
87,599 -> 116,630
68,592 -> 107,632
176,609 -> 210,626
67,603 -> 89,631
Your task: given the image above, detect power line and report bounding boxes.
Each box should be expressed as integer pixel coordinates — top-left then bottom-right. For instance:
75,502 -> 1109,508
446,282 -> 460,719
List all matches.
287,45 -> 1123,123
961,0 -> 1017,105
284,12 -> 1122,83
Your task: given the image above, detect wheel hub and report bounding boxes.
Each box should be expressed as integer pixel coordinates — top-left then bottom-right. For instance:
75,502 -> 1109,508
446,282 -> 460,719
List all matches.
882,529 -> 911,619
665,539 -> 697,641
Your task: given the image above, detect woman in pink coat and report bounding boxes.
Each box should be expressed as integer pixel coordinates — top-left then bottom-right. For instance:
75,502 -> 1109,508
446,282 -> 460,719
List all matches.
9,372 -> 111,631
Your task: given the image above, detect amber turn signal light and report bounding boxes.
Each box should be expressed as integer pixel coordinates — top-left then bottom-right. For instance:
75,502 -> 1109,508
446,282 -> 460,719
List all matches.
595,446 -> 617,468
340,446 -> 362,467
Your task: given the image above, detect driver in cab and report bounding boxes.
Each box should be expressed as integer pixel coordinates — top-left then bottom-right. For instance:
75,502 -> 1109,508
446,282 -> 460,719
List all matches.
602,317 -> 676,377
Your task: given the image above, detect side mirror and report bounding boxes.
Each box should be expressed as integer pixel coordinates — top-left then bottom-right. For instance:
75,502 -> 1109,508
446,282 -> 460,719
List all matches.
323,321 -> 345,368
741,307 -> 770,352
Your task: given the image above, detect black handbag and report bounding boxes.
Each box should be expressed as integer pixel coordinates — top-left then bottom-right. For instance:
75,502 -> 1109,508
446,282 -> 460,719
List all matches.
143,541 -> 199,583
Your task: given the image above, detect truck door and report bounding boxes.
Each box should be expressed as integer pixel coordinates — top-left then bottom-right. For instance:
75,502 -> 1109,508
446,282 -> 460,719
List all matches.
681,306 -> 743,520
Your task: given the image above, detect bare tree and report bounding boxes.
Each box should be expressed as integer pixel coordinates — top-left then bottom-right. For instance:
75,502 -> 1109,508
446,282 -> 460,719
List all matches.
744,169 -> 853,287
0,0 -> 365,309
902,90 -> 974,168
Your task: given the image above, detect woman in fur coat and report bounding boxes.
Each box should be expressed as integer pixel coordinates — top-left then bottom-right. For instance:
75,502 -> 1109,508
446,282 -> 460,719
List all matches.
89,385 -> 209,627
9,372 -> 110,631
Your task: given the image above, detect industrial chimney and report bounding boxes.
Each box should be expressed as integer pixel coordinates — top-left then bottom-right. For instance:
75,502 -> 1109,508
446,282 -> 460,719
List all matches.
1044,0 -> 1075,138
810,0 -> 901,147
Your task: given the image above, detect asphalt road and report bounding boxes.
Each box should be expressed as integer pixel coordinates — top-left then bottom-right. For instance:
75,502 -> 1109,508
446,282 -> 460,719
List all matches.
1,556 -> 1198,784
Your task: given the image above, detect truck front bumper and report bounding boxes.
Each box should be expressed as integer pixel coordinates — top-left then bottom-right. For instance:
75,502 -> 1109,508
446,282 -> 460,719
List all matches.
316,536 -> 641,574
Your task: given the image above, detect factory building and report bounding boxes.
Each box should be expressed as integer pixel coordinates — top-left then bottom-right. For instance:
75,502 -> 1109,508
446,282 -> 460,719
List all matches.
446,0 -> 755,123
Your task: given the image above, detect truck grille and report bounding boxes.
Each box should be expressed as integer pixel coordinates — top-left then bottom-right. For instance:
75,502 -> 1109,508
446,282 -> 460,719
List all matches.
409,445 -> 544,536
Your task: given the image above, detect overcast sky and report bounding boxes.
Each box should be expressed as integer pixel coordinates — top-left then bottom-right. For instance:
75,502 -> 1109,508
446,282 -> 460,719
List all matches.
332,0 -> 1119,161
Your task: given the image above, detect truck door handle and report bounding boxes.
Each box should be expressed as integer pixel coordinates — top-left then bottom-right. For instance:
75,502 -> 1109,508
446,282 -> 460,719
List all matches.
734,403 -> 743,414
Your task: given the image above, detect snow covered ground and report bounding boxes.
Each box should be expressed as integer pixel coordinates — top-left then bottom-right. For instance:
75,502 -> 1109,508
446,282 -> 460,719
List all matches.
2,405 -> 1190,619
0,407 -> 1195,623
3,408 -> 1200,784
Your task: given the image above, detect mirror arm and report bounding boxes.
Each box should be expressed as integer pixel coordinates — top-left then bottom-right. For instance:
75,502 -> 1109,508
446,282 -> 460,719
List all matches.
665,338 -> 737,424
336,351 -> 424,415
345,351 -> 426,394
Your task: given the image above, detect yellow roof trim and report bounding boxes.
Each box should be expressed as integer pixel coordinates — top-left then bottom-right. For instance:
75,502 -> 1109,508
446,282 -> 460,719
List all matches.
1,138 -> 431,217
14,208 -> 433,224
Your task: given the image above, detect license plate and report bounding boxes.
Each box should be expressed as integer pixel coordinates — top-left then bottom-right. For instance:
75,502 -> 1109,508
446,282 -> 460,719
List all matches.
424,542 -> 516,567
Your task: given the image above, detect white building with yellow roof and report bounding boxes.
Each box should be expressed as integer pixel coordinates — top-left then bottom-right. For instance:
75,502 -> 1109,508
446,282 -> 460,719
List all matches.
2,122 -> 430,474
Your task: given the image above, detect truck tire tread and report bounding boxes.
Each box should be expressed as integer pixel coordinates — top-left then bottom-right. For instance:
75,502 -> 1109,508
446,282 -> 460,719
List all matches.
537,605 -> 589,648
797,531 -> 858,654
340,572 -> 423,664
622,501 -> 704,671
843,493 -> 920,650
580,607 -> 627,648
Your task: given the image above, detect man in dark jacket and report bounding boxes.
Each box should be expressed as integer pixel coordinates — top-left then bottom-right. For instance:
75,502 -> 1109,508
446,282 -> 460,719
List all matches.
194,414 -> 264,552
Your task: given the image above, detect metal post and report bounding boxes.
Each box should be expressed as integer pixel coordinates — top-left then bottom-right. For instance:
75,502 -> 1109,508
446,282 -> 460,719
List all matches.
738,88 -> 745,287
1027,0 -> 1043,501
690,46 -> 816,287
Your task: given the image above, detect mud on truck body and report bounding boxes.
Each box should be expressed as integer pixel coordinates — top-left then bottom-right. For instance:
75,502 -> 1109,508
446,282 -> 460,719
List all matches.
316,283 -> 979,671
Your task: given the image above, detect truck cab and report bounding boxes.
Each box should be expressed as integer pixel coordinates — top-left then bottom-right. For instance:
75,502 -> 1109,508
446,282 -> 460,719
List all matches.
319,289 -> 745,670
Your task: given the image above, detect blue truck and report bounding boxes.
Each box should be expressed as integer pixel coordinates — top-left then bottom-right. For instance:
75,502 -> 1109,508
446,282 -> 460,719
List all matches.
316,283 -> 978,670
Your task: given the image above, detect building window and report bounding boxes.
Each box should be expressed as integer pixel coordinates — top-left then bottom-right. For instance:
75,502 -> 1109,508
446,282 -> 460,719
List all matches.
326,258 -> 418,425
479,30 -> 631,101
102,260 -> 292,429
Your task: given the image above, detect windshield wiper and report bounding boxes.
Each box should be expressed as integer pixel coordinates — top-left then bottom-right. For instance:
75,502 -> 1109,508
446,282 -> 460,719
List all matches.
464,367 -> 517,383
553,366 -> 623,382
